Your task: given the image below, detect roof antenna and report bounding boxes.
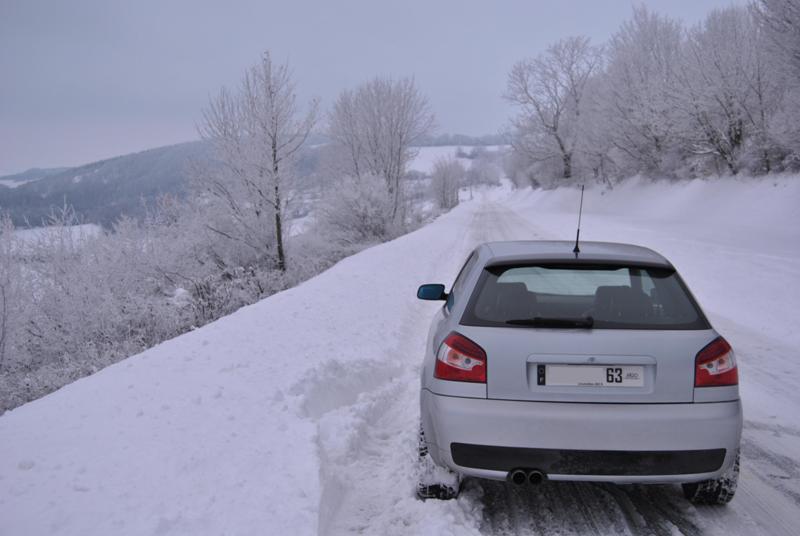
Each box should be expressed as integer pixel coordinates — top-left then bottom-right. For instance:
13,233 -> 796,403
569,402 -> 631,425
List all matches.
573,184 -> 585,254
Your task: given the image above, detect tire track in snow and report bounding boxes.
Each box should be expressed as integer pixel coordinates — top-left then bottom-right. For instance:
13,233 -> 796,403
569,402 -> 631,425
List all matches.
702,316 -> 800,528
315,205 -> 487,535
740,438 -> 800,504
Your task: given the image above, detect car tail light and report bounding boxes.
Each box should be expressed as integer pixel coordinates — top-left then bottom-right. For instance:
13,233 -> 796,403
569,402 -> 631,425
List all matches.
695,337 -> 738,387
434,332 -> 487,383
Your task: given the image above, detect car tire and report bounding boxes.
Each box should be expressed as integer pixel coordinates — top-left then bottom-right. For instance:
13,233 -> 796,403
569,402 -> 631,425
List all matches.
682,452 -> 739,505
416,482 -> 460,501
416,424 -> 460,501
417,423 -> 429,457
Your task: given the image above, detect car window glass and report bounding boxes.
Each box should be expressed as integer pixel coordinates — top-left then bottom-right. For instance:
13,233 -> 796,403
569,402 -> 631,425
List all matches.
501,266 -> 630,295
447,252 -> 478,311
462,264 -> 707,330
640,270 -> 657,296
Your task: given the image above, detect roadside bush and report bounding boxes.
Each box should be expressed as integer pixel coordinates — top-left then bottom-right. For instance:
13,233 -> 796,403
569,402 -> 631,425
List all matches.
315,175 -> 398,247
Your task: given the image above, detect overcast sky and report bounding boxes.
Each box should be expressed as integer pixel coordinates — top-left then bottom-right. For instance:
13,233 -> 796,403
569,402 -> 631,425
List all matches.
0,0 -> 743,175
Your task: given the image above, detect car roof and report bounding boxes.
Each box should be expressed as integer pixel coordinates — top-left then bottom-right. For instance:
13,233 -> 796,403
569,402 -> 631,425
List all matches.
481,240 -> 673,269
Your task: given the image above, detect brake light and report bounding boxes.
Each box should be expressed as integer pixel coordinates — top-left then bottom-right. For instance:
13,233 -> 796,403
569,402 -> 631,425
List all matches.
434,332 -> 487,383
695,337 -> 738,387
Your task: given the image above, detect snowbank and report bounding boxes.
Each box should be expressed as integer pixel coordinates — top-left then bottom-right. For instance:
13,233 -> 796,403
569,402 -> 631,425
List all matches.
509,175 -> 798,257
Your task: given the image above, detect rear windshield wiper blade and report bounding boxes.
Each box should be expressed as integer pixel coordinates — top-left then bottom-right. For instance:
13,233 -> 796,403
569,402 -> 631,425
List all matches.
505,316 -> 594,328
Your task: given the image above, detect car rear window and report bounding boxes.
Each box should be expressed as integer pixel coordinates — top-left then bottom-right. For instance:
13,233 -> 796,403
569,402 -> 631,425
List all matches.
446,251 -> 478,312
461,264 -> 709,330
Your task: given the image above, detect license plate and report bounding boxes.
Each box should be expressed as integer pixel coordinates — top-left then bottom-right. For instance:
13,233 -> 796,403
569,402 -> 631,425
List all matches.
543,365 -> 644,387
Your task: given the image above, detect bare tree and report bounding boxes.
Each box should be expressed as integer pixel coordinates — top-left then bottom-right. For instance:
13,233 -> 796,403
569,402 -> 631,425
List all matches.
506,36 -> 603,180
753,0 -> 800,74
430,157 -> 465,209
677,7 -> 783,174
315,174 -> 395,246
465,153 -> 502,195
603,6 -> 684,176
198,52 -> 318,271
328,77 -> 435,222
0,216 -> 21,371
753,0 -> 800,168
580,76 -> 618,186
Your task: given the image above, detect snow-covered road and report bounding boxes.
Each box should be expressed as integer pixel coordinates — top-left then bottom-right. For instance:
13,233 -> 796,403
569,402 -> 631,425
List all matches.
1,179 -> 799,535
321,194 -> 800,536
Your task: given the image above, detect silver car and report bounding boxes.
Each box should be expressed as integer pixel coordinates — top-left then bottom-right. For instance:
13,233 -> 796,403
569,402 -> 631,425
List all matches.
416,241 -> 742,505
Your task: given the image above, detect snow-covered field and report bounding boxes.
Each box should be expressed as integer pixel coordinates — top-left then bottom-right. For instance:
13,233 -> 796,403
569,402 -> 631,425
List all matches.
409,145 -> 505,174
0,179 -> 30,189
12,223 -> 103,244
1,177 -> 799,535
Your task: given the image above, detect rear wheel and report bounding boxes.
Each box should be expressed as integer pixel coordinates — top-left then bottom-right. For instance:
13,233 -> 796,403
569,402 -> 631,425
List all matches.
416,425 -> 460,500
682,453 -> 739,505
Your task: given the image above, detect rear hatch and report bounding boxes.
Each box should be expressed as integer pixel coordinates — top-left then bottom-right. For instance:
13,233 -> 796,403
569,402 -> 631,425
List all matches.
459,262 -> 714,403
458,326 -> 715,403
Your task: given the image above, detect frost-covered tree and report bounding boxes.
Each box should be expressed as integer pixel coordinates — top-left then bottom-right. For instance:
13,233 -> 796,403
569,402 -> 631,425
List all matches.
1,195 -> 298,411
677,7 -> 784,174
753,0 -> 800,72
506,36 -> 603,180
603,7 -> 684,176
198,52 -> 318,271
0,216 -> 23,371
466,153 -> 502,190
328,77 -> 435,222
503,4 -> 800,182
753,0 -> 800,168
430,157 -> 465,209
315,174 -> 395,246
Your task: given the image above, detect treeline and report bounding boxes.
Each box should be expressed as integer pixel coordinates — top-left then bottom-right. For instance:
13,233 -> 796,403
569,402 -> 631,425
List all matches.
505,1 -> 800,186
417,133 -> 507,147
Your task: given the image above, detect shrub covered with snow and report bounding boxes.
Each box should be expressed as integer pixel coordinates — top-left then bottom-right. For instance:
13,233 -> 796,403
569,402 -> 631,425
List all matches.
314,174 -> 400,247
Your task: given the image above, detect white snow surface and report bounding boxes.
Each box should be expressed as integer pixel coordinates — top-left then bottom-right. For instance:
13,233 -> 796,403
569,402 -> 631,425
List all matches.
1,176 -> 799,535
12,223 -> 103,244
0,179 -> 30,189
408,145 -> 504,174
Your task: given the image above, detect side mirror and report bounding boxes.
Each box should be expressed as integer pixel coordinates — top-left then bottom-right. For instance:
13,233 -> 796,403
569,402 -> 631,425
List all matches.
417,283 -> 447,301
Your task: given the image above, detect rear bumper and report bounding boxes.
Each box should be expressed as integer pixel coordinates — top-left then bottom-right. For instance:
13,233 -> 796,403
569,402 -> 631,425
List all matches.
421,390 -> 742,484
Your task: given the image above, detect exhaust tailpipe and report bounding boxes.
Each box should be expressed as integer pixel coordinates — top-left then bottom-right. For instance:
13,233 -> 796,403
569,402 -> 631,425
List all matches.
528,469 -> 546,485
508,469 -> 527,485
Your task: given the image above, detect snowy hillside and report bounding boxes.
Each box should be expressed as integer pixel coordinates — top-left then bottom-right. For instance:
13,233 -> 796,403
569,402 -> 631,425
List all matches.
1,177 -> 799,535
0,141 -> 209,226
0,168 -> 68,189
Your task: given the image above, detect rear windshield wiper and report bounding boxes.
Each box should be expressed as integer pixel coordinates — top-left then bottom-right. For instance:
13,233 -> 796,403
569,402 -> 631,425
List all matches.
505,316 -> 594,329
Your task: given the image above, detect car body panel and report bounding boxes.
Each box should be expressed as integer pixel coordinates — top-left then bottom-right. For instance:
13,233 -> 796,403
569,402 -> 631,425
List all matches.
455,325 -> 720,403
482,240 -> 673,265
421,390 -> 742,483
